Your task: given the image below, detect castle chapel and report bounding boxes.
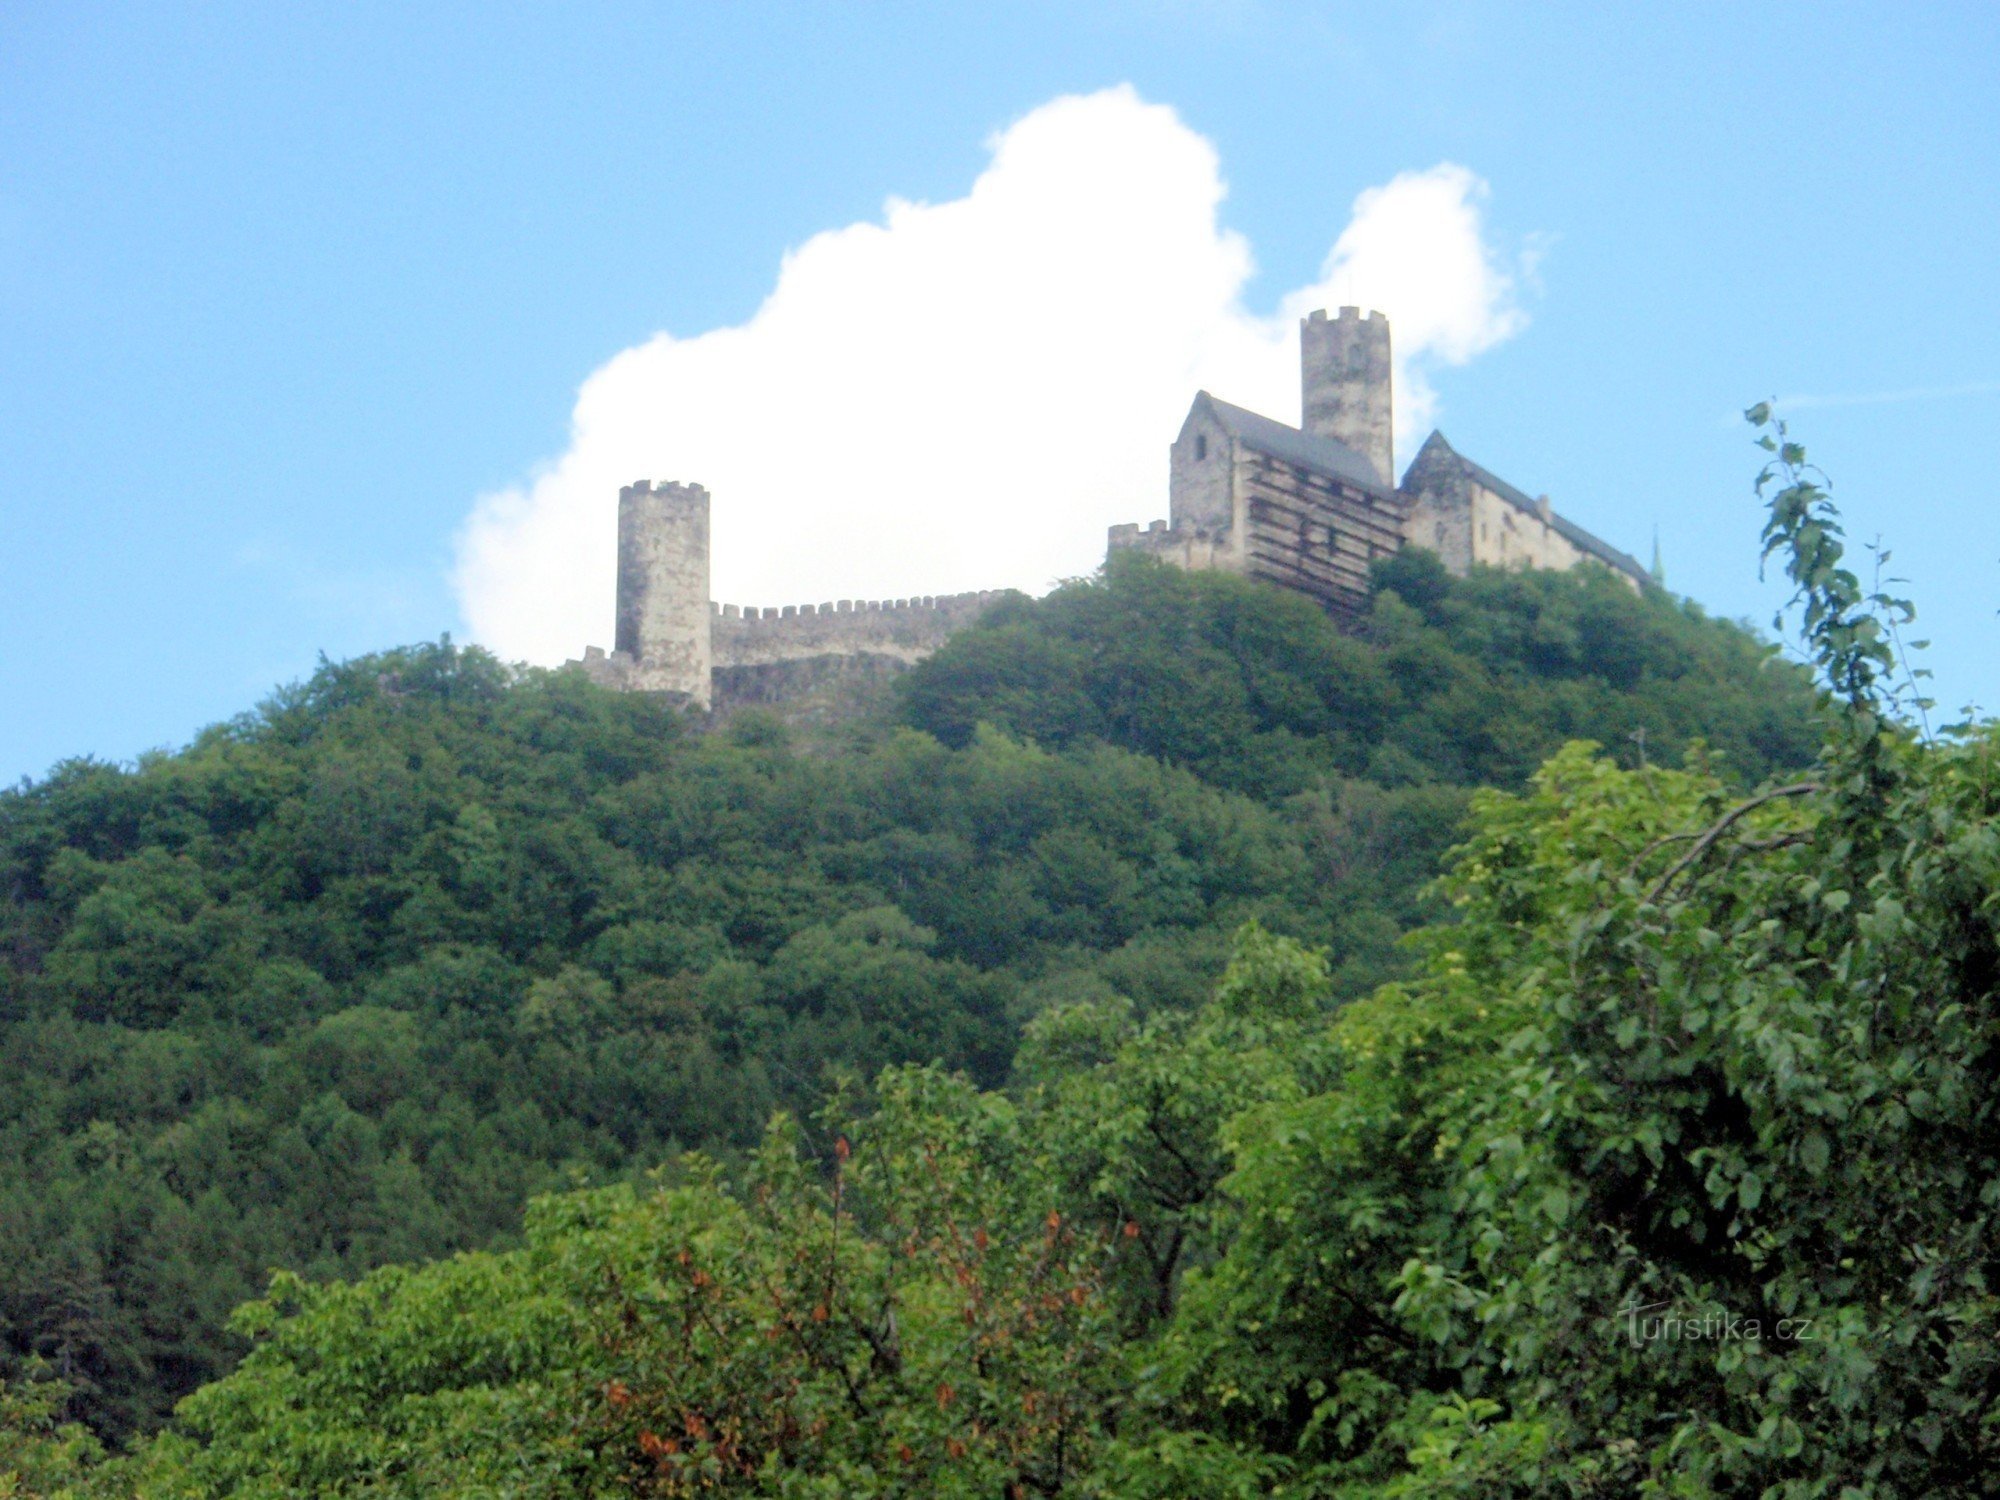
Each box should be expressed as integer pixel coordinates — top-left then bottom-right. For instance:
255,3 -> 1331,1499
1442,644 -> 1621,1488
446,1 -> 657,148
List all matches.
574,308 -> 1648,712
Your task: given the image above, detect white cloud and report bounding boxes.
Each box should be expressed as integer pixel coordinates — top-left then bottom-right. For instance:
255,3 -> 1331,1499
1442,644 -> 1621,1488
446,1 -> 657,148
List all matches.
454,86 -> 1528,665
1775,380 -> 2000,412
1279,159 -> 1526,442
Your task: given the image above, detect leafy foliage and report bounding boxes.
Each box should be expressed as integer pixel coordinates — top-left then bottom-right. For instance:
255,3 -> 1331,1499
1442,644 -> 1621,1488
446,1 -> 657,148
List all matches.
94,1074 -> 1131,1498
1132,416 -> 2000,1494
0,661 -> 1336,1439
900,547 -> 1817,796
19,415 -> 1999,1493
0,531 -> 1817,1452
0,1367 -> 102,1499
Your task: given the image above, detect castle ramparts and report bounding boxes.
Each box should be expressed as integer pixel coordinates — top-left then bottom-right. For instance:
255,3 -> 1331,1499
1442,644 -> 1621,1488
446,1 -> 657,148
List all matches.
570,479 -> 1014,709
711,591 -> 1006,667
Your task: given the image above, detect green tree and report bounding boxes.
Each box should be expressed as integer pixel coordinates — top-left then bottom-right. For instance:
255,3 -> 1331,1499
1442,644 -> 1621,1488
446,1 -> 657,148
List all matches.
1129,413 -> 2000,1494
0,1367 -> 105,1499
0,521 -> 1822,1442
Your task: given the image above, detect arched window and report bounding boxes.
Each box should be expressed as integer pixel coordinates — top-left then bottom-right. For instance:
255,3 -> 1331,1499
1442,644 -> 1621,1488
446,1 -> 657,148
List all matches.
1194,434 -> 1208,461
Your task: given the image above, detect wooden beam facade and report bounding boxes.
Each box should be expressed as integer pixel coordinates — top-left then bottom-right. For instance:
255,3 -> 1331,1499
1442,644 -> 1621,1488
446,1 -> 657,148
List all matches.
1238,453 -> 1407,618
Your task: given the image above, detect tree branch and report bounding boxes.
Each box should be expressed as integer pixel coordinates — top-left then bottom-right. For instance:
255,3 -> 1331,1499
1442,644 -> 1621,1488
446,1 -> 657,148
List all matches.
1643,783 -> 1821,904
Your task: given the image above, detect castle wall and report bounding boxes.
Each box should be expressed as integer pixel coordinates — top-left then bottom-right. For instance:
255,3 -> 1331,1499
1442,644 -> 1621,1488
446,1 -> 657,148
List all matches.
1464,483 -> 1634,584
574,641 -> 706,701
1107,519 -> 1239,572
1115,445 -> 1406,617
711,654 -> 910,728
711,592 -> 1009,669
1401,486 -> 1475,573
1238,451 -> 1407,617
1399,444 -> 1476,574
1301,307 -> 1393,488
1115,403 -> 1248,578
1169,404 -> 1237,535
1398,456 -> 1640,593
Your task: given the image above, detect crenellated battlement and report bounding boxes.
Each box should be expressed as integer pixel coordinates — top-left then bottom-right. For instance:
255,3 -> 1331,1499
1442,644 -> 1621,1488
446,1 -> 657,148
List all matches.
571,472 -> 1012,711
712,589 -> 1010,670
1107,517 -> 1234,573
1307,305 -> 1388,325
622,478 -> 708,499
711,590 -> 1006,622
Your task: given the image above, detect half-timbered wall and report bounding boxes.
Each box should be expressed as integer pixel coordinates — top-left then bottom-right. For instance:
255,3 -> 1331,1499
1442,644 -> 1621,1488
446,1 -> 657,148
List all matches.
1237,451 -> 1407,617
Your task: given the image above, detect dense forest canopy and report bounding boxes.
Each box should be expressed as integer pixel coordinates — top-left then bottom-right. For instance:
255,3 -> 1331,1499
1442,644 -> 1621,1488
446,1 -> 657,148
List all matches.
0,542 -> 1820,1449
5,419 -> 1978,1495
904,546 -> 1815,796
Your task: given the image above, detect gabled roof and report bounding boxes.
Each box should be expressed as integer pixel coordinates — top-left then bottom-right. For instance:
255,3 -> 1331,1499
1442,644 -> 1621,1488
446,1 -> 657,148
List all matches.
1416,431 -> 1651,586
1192,391 -> 1391,496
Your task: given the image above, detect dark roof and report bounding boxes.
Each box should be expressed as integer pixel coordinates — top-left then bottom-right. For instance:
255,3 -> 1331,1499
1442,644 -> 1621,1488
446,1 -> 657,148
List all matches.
1195,392 -> 1391,496
1422,431 -> 1651,586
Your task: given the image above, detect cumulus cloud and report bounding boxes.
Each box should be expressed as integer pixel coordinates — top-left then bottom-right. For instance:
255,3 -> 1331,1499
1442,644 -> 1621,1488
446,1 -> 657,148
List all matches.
455,86 -> 1528,665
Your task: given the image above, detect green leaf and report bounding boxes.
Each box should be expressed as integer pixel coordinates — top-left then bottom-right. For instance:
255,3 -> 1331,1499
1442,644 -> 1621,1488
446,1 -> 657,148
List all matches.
1799,1131 -> 1830,1174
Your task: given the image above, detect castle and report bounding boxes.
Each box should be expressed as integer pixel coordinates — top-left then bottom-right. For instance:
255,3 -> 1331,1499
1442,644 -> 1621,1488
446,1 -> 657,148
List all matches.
572,308 -> 1648,710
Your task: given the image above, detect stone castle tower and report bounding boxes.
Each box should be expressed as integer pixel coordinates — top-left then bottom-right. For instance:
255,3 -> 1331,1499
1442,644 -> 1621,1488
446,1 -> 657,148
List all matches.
1301,306 -> 1393,487
611,480 -> 713,705
576,307 -> 1648,709
574,483 -> 1006,714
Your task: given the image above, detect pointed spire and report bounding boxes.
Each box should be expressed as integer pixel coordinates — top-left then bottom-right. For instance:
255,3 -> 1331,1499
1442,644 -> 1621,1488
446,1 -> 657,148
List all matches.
1649,526 -> 1666,588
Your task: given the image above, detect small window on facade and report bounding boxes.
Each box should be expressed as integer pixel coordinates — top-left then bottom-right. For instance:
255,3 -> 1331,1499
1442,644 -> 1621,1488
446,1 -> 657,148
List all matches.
1194,434 -> 1208,461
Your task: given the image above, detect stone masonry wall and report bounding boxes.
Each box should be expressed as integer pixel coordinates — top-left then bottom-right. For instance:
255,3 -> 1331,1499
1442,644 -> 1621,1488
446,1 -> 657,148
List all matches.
1301,307 -> 1393,488
608,479 -> 713,706
1467,483 -> 1595,577
1398,448 -> 1639,592
1399,450 -> 1476,574
711,654 -> 911,729
1106,518 -> 1241,573
1169,403 -> 1237,535
711,591 -> 1011,669
1402,495 -> 1473,572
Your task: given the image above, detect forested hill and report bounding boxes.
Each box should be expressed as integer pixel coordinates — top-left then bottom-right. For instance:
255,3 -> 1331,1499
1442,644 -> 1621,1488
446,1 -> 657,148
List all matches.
0,551 -> 1817,1440
906,548 -> 1814,794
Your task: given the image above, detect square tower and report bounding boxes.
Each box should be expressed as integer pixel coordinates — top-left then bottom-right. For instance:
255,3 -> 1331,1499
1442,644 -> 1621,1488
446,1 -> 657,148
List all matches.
1300,306 -> 1393,488
612,479 -> 713,706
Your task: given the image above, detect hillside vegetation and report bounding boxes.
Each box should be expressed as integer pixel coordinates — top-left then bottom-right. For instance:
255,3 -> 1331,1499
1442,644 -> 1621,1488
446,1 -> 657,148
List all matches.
0,547 -> 1817,1441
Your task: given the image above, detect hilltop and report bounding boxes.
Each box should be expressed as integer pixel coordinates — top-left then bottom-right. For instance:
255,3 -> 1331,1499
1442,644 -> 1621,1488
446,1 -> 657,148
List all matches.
0,552 -> 1816,1438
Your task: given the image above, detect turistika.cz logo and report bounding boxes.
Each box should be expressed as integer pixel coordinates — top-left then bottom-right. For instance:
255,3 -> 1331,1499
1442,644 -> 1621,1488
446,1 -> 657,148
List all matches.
1616,1301 -> 1815,1348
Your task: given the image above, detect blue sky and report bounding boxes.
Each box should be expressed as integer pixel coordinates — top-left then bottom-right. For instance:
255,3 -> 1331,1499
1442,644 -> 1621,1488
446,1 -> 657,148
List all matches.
3,2 -> 1996,783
